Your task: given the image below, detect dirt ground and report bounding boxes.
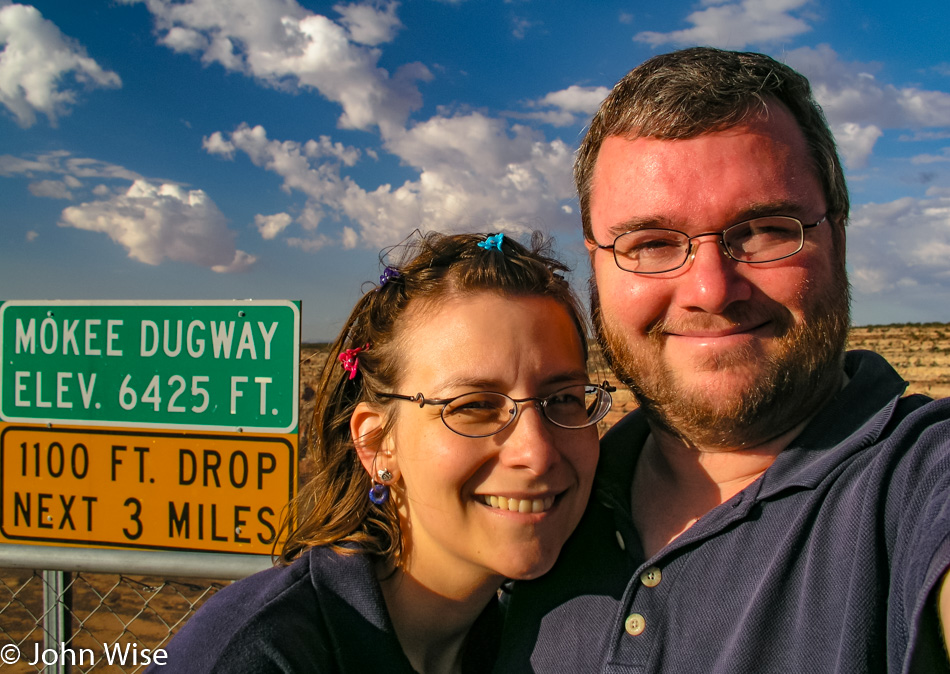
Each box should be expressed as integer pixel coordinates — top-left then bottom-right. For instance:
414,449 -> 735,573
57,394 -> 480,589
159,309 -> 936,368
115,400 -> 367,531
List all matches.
847,323 -> 950,400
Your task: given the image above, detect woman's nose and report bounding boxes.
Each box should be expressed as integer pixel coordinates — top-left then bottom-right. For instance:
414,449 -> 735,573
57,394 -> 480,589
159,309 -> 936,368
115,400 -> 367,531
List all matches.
497,402 -> 560,473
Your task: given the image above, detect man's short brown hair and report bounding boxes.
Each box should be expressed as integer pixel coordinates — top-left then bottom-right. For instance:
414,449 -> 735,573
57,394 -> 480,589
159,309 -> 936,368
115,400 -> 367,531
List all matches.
576,47 -> 848,240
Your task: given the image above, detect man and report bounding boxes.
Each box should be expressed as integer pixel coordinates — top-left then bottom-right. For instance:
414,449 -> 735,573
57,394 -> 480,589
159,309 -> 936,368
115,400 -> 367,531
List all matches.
495,47 -> 950,673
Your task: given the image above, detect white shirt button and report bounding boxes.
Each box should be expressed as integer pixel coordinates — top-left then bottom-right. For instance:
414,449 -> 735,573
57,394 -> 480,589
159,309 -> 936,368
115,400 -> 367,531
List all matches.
624,613 -> 646,636
615,530 -> 626,550
640,566 -> 662,588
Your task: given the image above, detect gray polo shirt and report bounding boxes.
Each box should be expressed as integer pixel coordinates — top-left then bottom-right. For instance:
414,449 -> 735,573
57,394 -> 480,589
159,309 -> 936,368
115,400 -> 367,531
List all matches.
496,350 -> 950,674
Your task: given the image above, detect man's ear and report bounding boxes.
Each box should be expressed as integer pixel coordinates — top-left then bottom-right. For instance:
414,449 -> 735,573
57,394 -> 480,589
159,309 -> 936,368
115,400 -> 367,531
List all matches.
351,402 -> 398,480
829,213 -> 847,267
584,236 -> 598,257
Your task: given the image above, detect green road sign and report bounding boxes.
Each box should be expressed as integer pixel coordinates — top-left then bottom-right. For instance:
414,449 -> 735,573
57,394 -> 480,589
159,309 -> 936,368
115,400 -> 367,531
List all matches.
1,301 -> 300,432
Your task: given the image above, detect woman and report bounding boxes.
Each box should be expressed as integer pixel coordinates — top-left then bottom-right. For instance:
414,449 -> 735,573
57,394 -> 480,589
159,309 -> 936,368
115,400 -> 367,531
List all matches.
153,232 -> 612,673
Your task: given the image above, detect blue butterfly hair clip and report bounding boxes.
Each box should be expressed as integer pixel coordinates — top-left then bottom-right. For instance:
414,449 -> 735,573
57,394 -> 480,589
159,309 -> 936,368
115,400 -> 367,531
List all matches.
477,233 -> 504,252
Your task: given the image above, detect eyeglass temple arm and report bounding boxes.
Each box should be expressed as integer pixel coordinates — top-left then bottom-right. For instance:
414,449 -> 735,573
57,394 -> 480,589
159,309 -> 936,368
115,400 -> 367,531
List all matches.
377,392 -> 428,407
380,383 -> 615,407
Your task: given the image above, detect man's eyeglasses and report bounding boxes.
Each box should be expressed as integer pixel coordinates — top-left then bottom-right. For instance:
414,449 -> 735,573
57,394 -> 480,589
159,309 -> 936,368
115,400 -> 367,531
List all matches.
594,215 -> 826,275
377,382 -> 615,438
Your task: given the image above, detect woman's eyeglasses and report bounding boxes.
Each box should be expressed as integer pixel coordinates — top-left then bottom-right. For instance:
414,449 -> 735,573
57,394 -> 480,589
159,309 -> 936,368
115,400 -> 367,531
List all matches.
377,382 -> 615,438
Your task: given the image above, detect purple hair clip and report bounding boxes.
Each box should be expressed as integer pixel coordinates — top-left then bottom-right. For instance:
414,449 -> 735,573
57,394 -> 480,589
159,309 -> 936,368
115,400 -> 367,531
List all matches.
378,266 -> 400,288
339,343 -> 370,380
477,233 -> 504,251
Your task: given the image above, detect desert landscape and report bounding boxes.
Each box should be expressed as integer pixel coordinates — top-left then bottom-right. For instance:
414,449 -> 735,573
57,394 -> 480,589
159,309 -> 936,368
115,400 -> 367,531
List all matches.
846,323 -> 950,399
300,321 -> 950,435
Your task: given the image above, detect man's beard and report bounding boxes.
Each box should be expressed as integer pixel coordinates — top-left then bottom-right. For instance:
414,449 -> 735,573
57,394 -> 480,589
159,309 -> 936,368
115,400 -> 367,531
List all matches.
592,265 -> 851,450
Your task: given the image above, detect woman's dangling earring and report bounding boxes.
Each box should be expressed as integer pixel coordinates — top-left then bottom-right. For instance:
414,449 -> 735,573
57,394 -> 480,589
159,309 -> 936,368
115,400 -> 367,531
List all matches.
369,468 -> 392,505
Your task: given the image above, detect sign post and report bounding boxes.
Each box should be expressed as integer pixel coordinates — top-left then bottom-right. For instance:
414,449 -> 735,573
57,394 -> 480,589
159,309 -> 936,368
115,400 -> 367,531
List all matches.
0,300 -> 300,555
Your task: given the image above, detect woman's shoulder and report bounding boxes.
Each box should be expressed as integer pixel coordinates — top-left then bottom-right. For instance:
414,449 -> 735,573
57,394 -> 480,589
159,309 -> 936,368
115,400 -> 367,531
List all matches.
213,550 -> 317,607
151,548 -> 351,673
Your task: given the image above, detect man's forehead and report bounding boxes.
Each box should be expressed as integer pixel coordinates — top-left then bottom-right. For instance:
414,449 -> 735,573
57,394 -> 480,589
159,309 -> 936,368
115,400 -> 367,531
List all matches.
598,106 -> 811,177
588,109 -> 826,234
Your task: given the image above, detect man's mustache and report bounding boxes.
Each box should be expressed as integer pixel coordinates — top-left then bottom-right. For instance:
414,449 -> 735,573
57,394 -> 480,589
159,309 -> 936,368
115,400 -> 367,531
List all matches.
646,303 -> 795,341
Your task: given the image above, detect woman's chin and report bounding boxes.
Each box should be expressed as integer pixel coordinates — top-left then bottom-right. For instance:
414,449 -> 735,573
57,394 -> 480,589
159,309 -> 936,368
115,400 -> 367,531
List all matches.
495,552 -> 559,582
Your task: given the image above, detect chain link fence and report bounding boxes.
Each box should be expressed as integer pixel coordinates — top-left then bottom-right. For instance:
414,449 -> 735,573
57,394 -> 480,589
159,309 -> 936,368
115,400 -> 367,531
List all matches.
1,569 -> 222,673
0,546 -> 270,673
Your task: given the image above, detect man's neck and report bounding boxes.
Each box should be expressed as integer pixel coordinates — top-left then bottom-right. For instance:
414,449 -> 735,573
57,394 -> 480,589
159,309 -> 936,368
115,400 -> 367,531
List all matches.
629,370 -> 850,559
630,418 -> 809,560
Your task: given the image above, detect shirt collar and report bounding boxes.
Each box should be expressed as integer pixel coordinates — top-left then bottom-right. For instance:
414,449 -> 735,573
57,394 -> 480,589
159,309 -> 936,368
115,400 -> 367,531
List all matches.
757,349 -> 908,497
595,350 -> 909,508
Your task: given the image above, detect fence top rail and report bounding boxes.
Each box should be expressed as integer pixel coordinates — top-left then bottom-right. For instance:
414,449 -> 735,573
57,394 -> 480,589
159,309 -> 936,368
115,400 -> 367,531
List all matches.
0,544 -> 274,579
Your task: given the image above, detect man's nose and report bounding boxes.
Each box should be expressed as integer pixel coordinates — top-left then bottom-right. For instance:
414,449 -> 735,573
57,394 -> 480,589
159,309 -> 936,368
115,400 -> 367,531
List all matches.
674,235 -> 753,313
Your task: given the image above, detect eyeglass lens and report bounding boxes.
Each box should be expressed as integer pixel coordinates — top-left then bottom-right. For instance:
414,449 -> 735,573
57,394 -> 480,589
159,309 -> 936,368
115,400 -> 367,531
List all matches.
613,216 -> 805,273
441,384 -> 610,436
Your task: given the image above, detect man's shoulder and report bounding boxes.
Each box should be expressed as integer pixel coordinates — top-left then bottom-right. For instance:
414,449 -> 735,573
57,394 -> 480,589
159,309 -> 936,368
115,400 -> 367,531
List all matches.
592,408 -> 648,512
599,408 -> 649,467
601,406 -> 649,444
891,392 -> 950,430
809,349 -> 947,449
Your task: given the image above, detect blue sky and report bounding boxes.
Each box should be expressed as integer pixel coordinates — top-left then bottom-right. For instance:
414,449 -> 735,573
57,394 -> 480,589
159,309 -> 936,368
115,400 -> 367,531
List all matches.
2,0 -> 950,341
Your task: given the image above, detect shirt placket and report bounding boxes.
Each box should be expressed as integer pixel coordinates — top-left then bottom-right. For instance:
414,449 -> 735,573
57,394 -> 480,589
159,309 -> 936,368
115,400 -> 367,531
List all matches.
603,488 -> 759,674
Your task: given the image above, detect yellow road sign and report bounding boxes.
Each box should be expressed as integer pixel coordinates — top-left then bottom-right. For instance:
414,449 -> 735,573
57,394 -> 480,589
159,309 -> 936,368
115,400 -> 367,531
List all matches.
0,424 -> 296,554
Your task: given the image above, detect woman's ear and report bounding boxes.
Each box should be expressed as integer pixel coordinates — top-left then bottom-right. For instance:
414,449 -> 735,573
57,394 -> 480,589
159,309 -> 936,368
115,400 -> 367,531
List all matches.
351,402 -> 398,480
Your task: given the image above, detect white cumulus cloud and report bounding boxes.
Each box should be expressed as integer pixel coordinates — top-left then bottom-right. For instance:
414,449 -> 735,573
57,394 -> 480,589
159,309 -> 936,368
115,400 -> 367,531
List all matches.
207,115 -> 576,249
333,0 -> 402,46
634,0 -> 813,49
782,45 -> 950,168
831,122 -> 883,170
59,179 -> 256,272
341,225 -> 358,248
122,0 -> 582,253
0,2 -> 121,127
519,85 -> 611,127
787,46 -> 950,130
255,212 -> 293,239
341,112 -> 577,246
201,131 -> 235,158
204,123 -> 355,205
28,179 -> 74,200
848,193 -> 950,294
538,85 -> 610,114
120,0 -> 429,134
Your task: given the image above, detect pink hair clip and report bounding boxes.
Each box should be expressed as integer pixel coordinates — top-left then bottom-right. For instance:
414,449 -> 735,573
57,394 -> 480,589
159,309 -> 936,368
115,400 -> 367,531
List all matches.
338,344 -> 370,380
